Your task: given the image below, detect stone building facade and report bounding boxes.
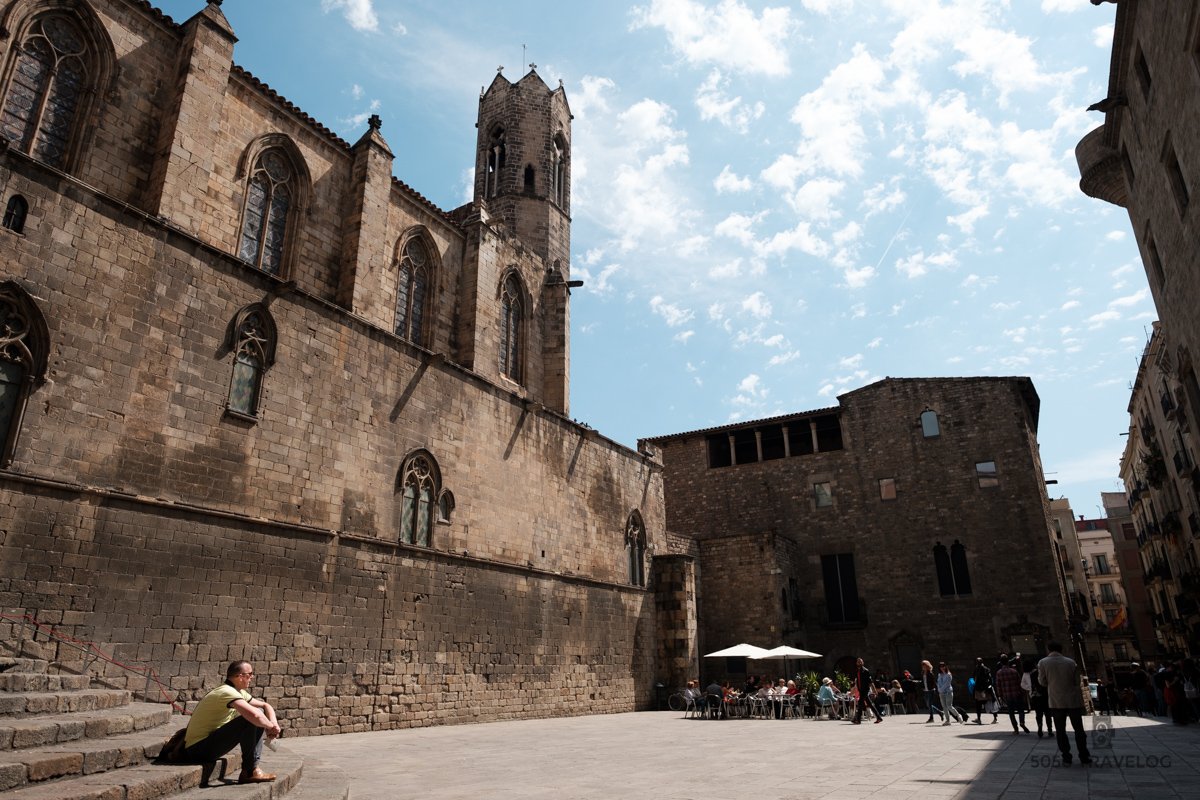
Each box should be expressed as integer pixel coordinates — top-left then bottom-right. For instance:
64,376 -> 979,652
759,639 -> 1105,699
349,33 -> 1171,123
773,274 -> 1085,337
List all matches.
642,377 -> 1069,684
1077,0 -> 1200,659
1118,323 -> 1200,657
0,0 -> 689,734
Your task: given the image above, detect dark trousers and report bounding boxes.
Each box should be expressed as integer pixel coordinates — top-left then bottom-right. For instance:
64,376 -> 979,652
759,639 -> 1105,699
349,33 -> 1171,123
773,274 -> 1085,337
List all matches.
1050,707 -> 1091,763
924,690 -> 939,719
183,716 -> 263,769
1005,695 -> 1027,730
853,695 -> 882,722
1032,701 -> 1054,734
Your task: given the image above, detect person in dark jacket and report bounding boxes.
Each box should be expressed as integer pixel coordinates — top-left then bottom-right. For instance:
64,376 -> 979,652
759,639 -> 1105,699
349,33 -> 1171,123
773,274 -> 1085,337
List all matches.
972,657 -> 994,724
852,657 -> 883,724
1028,663 -> 1054,737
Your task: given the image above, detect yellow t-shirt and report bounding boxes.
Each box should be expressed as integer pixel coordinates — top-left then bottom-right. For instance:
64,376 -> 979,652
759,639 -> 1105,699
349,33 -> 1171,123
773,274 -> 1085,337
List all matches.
184,684 -> 252,748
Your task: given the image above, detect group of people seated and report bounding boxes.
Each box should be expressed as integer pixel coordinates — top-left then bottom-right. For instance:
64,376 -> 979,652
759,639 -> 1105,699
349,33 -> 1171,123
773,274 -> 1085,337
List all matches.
683,676 -> 804,718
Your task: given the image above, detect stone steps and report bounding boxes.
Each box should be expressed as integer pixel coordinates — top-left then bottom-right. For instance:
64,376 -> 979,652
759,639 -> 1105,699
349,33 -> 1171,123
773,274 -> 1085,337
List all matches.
0,719 -> 177,790
0,690 -> 132,718
0,648 -> 350,799
0,702 -> 173,751
0,675 -> 92,694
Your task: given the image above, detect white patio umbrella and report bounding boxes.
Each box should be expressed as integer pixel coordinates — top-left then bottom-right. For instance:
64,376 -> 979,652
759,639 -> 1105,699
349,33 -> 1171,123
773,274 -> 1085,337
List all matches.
703,643 -> 770,659
750,645 -> 823,679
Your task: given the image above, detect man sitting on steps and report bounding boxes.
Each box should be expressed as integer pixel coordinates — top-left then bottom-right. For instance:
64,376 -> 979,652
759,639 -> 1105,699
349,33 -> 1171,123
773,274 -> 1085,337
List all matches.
183,660 -> 281,784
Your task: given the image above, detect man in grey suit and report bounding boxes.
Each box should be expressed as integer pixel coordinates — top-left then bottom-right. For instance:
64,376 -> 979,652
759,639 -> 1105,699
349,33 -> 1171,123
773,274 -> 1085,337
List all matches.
1038,642 -> 1091,766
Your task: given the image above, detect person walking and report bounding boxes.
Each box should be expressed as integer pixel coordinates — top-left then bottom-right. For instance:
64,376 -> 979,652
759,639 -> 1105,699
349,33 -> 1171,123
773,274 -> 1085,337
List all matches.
995,656 -> 1029,734
1129,662 -> 1153,717
1028,662 -> 1054,738
852,657 -> 883,724
971,657 -> 994,724
936,662 -> 965,725
921,660 -> 939,723
1038,642 -> 1091,766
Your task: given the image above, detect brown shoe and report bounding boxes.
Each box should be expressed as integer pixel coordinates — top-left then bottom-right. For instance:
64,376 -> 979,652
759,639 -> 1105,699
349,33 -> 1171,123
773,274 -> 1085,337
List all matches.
238,767 -> 277,784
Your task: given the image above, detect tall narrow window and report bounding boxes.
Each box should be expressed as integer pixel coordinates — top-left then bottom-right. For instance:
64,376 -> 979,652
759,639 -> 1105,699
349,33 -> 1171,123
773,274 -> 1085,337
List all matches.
499,274 -> 523,382
484,128 -> 506,198
398,451 -> 440,547
226,305 -> 276,419
814,481 -> 833,507
395,236 -> 430,344
0,14 -> 92,168
626,511 -> 647,587
238,149 -> 295,275
551,134 -> 568,206
879,478 -> 897,501
821,553 -> 861,624
920,409 -> 940,438
934,541 -> 972,596
1163,137 -> 1190,215
0,281 -> 49,466
2,196 -> 27,234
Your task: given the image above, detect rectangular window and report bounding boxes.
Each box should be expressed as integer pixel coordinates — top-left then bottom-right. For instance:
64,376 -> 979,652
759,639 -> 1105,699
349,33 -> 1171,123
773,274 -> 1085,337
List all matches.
760,424 -> 786,461
1100,583 -> 1118,604
787,422 -> 815,456
788,577 -> 802,621
814,414 -> 843,452
732,429 -> 758,465
706,434 -> 732,468
1122,522 -> 1137,541
976,461 -> 999,488
821,553 -> 861,625
879,478 -> 897,501
1114,643 -> 1128,660
1105,609 -> 1118,624
814,481 -> 833,508
1147,231 -> 1166,287
1163,137 -> 1190,214
1121,146 -> 1135,188
1134,44 -> 1152,98
1094,554 -> 1110,575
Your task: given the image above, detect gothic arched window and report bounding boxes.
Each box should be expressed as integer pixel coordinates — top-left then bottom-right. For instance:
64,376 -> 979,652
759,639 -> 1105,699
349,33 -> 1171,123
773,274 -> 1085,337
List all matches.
238,149 -> 296,276
484,127 -> 505,198
3,196 -> 28,234
626,511 -> 647,587
226,304 -> 276,419
551,134 -> 568,207
395,236 -> 430,344
0,14 -> 93,168
499,273 -> 523,382
0,281 -> 49,466
398,451 -> 440,547
934,540 -> 972,597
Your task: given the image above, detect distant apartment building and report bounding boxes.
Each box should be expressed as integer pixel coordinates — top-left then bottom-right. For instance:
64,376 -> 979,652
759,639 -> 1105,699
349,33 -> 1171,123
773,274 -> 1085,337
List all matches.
1119,324 -> 1200,656
642,377 -> 1069,682
1101,491 -> 1158,663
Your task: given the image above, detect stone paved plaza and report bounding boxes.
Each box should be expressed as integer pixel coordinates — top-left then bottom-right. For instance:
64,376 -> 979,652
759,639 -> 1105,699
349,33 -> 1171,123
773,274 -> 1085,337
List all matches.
282,710 -> 1200,799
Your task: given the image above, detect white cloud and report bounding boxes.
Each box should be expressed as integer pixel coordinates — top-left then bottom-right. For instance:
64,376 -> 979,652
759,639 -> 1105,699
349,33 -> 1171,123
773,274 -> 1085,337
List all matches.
843,265 -> 876,288
709,258 -> 743,279
787,178 -> 845,220
392,21 -> 408,35
715,211 -> 764,247
714,165 -> 753,193
321,0 -> 379,32
630,0 -> 795,77
1109,288 -> 1149,308
782,43 -> 891,179
1093,24 -> 1114,49
895,252 -> 928,279
839,353 -> 863,368
1105,230 -> 1126,241
834,221 -> 862,246
768,350 -> 802,366
1060,300 -> 1081,311
695,69 -> 765,132
649,295 -> 695,327
867,337 -> 882,348
741,292 -> 773,319
802,0 -> 853,12
948,203 -> 989,234
861,181 -> 907,217
674,330 -> 696,343
961,274 -> 998,289
1086,310 -> 1121,328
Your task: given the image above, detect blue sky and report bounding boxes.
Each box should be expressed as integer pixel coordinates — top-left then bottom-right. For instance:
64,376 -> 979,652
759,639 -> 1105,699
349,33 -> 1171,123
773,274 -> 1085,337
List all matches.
159,0 -> 1146,515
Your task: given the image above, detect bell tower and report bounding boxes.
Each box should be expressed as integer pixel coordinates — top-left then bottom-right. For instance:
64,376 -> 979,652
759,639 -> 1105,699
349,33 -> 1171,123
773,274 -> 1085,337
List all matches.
474,68 -> 572,269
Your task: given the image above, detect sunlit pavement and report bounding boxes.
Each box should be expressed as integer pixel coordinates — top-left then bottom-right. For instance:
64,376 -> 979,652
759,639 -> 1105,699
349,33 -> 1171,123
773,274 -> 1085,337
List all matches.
282,710 -> 1200,800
